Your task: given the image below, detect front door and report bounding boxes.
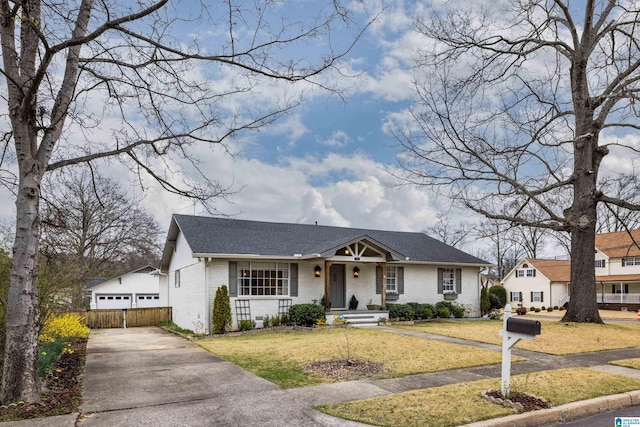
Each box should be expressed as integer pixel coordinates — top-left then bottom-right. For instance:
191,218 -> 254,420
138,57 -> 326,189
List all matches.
330,264 -> 346,308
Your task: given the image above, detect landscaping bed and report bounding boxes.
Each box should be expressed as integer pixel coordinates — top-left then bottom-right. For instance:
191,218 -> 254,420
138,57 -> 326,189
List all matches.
0,338 -> 86,421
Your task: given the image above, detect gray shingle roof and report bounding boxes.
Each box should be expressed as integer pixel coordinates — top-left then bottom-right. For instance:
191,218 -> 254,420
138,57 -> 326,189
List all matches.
162,214 -> 489,267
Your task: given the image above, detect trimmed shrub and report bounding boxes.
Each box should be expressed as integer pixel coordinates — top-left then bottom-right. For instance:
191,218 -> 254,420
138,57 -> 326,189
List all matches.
452,303 -> 465,318
387,303 -> 415,320
289,304 -> 325,327
435,301 -> 454,317
541,306 -> 546,311
39,313 -> 89,343
238,319 -> 255,331
530,306 -> 536,312
279,313 -> 289,326
417,303 -> 435,319
480,287 -> 491,316
437,306 -> 451,318
212,285 -> 232,334
547,307 -> 554,312
488,286 -> 507,310
534,308 -> 541,313
262,315 -> 272,328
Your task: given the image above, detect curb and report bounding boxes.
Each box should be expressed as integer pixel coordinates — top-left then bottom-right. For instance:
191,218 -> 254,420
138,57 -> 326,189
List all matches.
463,390 -> 640,426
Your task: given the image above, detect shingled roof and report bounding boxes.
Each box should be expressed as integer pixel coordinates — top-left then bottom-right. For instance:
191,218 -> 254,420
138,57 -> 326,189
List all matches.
595,229 -> 640,258
161,214 -> 490,269
524,258 -> 571,282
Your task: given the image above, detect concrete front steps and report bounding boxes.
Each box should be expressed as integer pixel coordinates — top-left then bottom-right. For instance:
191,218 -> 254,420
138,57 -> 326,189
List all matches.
326,310 -> 389,327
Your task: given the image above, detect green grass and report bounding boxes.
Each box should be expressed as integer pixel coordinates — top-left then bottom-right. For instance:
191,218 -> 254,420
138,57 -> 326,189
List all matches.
396,319 -> 640,354
318,368 -> 640,427
197,328 -> 516,388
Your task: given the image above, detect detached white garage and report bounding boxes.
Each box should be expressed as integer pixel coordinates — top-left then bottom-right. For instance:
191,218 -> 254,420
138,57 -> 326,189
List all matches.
96,294 -> 132,309
87,266 -> 164,309
136,294 -> 161,308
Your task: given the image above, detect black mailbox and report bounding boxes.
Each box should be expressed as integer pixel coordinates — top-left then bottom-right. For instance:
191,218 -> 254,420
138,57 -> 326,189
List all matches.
506,317 -> 541,336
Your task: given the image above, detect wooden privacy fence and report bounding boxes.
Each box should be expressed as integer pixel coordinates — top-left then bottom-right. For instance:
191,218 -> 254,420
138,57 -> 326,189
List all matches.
56,307 -> 172,329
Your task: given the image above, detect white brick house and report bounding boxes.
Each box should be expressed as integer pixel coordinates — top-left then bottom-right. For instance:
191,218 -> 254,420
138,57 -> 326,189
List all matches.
159,215 -> 491,333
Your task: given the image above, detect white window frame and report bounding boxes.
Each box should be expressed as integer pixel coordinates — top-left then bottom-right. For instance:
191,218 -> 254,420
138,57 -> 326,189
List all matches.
442,268 -> 455,292
532,291 -> 542,302
237,261 -> 290,297
624,257 -> 640,266
510,292 -> 520,302
595,259 -> 605,268
516,268 -> 534,277
386,266 -> 397,293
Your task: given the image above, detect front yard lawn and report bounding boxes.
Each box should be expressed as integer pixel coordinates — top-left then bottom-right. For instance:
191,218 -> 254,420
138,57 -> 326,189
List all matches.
317,368 -> 640,427
610,358 -> 640,370
396,320 -> 640,355
197,328 -> 516,388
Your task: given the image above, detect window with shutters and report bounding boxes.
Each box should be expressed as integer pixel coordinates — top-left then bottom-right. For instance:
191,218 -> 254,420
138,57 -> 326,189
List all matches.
442,268 -> 455,292
594,259 -> 605,268
386,266 -> 397,293
237,262 -> 290,296
532,291 -> 542,302
510,292 -> 520,302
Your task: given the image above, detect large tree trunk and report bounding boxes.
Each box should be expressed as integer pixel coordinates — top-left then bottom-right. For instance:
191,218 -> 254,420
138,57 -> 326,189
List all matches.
0,166 -> 43,403
561,139 -> 603,324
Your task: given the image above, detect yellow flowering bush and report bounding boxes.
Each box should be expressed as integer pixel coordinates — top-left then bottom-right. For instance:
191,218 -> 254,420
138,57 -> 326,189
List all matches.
39,313 -> 89,343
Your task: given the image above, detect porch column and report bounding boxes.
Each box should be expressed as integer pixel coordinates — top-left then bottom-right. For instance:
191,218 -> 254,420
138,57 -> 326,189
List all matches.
377,262 -> 386,309
324,260 -> 333,310
621,282 -> 624,304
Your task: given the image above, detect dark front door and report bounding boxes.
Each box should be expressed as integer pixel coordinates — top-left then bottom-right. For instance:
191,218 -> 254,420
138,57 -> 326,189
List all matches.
330,264 -> 346,308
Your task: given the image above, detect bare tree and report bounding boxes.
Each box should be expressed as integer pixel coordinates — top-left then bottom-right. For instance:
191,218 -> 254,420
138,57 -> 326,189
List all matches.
597,173 -> 640,233
475,220 -> 524,280
423,213 -> 470,248
0,0 -> 372,403
39,168 -> 162,308
393,0 -> 640,324
515,226 -> 548,259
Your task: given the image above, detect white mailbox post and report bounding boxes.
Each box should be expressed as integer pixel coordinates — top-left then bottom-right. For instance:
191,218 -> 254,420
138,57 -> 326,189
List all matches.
499,304 -> 541,396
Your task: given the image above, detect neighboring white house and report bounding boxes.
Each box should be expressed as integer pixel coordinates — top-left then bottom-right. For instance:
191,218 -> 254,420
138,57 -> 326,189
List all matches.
159,214 -> 492,333
87,265 -> 163,309
503,229 -> 640,310
502,258 -> 571,309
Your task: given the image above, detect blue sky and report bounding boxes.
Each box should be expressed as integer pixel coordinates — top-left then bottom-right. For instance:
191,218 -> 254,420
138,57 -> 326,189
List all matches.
1,0 -> 639,260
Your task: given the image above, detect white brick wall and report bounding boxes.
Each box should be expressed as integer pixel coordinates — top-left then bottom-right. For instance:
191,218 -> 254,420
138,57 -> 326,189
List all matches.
168,244 -> 485,332
168,261 -> 207,334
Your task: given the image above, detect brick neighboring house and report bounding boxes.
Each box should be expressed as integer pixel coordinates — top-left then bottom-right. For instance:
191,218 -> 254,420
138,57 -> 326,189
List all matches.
159,214 -> 491,333
503,229 -> 640,311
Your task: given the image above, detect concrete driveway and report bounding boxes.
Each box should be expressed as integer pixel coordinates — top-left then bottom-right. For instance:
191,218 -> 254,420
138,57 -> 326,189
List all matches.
78,327 -> 382,426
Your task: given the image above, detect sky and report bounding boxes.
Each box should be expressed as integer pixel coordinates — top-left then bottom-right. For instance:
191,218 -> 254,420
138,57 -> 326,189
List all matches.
1,0 -> 640,259
0,1 -> 452,235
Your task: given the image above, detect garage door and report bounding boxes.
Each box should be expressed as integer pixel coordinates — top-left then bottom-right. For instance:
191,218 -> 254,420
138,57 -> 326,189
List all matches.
136,294 -> 160,308
96,294 -> 132,309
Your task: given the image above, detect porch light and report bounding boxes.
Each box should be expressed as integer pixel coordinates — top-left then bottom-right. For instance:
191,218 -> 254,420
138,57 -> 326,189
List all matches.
314,265 -> 322,277
353,267 -> 360,278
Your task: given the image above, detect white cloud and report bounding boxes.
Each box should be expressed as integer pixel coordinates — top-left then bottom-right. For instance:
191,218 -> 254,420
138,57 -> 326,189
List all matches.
322,130 -> 351,147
